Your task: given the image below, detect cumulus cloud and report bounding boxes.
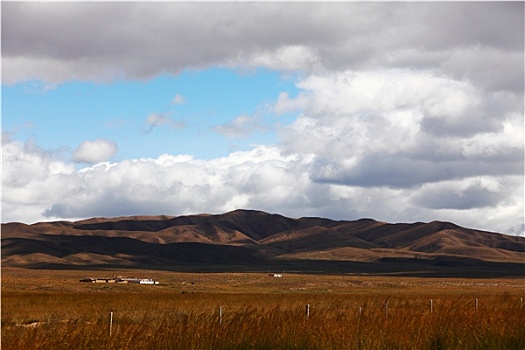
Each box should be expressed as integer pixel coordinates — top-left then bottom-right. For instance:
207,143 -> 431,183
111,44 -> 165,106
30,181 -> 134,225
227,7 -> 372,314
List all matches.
3,2 -> 522,93
279,69 -> 523,189
411,178 -> 506,210
8,143 -> 312,221
2,138 -> 75,222
274,92 -> 308,115
2,137 -> 523,236
72,139 -> 118,163
245,45 -> 320,72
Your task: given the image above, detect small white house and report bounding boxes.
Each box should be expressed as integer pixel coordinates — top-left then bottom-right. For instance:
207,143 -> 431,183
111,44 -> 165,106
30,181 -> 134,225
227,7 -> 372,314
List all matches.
139,278 -> 159,285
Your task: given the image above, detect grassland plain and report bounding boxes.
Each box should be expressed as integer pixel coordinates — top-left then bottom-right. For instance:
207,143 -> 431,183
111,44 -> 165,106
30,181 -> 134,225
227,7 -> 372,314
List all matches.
2,267 -> 525,349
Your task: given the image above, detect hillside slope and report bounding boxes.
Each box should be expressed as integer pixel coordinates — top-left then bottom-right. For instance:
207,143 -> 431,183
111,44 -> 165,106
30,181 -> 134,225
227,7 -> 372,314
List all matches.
2,209 -> 524,277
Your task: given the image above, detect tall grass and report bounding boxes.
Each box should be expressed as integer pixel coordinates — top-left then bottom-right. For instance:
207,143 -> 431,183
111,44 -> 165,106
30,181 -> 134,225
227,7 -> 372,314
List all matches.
3,291 -> 524,349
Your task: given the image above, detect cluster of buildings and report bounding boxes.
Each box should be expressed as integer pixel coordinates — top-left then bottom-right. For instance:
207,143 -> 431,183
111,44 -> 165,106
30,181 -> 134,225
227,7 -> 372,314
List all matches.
79,277 -> 159,284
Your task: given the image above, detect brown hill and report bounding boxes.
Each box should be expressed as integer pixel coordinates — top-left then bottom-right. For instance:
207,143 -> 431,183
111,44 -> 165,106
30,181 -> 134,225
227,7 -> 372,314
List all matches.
2,209 -> 524,277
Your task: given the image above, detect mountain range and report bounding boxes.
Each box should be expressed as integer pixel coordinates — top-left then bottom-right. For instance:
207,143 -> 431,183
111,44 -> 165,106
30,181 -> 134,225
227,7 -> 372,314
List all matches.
2,209 -> 524,277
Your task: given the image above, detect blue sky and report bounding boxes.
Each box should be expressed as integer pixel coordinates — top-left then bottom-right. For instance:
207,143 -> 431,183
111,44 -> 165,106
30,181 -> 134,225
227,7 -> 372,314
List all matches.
4,68 -> 300,162
2,2 -> 523,236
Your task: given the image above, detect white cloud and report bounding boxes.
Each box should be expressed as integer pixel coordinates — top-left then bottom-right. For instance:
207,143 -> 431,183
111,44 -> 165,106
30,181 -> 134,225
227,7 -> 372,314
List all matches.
171,94 -> 184,105
2,137 -> 523,236
411,177 -> 506,210
3,2 -> 522,95
441,47 -> 524,93
72,139 -> 118,163
213,115 -> 269,138
244,45 -> 320,72
2,139 -> 75,222
274,92 -> 308,115
279,69 -> 523,188
40,146 -> 309,220
143,113 -> 184,133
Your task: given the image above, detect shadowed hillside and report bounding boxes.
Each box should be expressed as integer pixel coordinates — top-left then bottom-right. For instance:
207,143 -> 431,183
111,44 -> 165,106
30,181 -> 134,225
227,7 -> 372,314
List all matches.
2,209 -> 524,277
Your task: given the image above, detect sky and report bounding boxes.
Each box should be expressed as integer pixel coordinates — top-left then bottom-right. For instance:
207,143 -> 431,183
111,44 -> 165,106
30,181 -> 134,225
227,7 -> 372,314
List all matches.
2,2 -> 524,236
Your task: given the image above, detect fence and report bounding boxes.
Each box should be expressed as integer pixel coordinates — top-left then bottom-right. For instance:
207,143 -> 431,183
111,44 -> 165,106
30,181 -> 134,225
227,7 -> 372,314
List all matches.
10,296 -> 523,333
5,296 -> 524,349
100,297 -> 524,336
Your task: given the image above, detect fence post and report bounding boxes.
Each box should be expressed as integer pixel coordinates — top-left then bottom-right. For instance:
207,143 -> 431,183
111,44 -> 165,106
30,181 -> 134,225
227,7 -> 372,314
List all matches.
430,299 -> 433,313
219,306 -> 223,325
521,297 -> 523,310
385,300 -> 388,318
475,298 -> 478,312
305,304 -> 310,318
109,312 -> 113,337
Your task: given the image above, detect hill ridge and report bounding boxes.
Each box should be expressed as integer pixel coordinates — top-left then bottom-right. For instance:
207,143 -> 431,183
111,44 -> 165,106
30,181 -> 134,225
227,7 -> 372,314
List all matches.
2,209 -> 524,277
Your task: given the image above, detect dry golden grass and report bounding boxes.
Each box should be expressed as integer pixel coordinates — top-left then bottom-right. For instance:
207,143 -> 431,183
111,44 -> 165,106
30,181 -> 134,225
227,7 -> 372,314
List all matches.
2,267 -> 524,349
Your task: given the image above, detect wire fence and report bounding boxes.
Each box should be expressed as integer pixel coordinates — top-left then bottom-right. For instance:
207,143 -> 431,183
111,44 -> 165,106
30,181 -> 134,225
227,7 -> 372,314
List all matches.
9,296 -> 523,335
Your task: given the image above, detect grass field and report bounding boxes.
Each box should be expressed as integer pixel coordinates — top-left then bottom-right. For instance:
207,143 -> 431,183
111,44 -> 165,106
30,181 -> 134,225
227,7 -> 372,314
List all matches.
2,267 -> 524,349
